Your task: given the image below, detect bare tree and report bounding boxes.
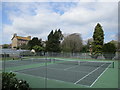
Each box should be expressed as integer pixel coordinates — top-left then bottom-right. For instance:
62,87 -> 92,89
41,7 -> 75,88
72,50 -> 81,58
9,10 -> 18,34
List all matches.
62,33 -> 83,53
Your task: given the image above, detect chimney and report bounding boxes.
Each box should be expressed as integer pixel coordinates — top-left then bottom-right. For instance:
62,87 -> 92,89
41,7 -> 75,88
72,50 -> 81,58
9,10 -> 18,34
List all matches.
27,36 -> 31,39
14,33 -> 17,37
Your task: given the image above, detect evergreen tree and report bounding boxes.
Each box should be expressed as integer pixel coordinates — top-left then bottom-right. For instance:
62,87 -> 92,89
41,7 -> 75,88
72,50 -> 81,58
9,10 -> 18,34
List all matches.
46,29 -> 63,52
48,30 -> 54,41
46,30 -> 54,52
92,23 -> 104,59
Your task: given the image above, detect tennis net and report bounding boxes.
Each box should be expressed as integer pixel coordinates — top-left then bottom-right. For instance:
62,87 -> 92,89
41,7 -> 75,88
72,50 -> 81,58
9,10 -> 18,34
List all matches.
21,57 -> 51,63
52,59 -> 114,68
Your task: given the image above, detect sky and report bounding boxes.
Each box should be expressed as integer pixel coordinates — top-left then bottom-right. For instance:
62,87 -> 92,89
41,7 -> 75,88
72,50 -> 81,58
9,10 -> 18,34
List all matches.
1,1 -> 118,44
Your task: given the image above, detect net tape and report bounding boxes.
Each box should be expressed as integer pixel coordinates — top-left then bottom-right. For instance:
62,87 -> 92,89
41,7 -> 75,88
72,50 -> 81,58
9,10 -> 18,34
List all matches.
21,57 -> 51,63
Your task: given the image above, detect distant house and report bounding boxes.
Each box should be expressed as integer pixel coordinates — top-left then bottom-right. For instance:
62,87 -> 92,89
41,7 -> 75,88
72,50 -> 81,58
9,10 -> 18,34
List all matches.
11,33 -> 31,49
41,41 -> 46,47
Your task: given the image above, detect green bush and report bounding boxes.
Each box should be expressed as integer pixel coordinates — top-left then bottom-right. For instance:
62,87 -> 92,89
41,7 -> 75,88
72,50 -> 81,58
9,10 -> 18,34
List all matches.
2,72 -> 30,90
102,42 -> 116,60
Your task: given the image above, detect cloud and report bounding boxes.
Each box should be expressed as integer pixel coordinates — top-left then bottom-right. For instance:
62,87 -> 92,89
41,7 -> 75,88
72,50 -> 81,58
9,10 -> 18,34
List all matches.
61,2 -> 117,25
2,2 -> 118,44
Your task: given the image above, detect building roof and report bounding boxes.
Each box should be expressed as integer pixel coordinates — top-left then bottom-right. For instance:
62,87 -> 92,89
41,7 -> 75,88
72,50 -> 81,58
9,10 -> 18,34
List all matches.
12,36 -> 31,41
16,36 -> 31,40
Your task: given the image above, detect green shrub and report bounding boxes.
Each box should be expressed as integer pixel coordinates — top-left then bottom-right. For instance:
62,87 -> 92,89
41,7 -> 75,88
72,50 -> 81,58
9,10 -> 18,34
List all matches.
102,42 -> 116,60
2,72 -> 30,90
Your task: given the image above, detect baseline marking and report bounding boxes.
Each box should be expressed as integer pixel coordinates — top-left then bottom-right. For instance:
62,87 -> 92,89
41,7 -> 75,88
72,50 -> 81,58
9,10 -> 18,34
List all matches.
13,71 -> 88,87
74,63 -> 105,84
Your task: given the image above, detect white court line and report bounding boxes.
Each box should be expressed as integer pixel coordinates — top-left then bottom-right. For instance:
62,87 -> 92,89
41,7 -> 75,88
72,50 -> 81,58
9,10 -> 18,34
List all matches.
64,65 -> 79,70
74,63 -> 105,84
90,63 -> 112,87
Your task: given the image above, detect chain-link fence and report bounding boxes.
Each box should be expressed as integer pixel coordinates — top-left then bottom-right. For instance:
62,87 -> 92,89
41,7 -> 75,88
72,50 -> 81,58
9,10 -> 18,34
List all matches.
1,49 -> 120,60
46,52 -> 119,60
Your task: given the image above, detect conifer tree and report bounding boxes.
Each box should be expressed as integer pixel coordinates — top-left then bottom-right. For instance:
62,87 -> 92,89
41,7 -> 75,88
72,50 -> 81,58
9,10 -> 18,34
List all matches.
46,29 -> 63,52
92,23 -> 104,59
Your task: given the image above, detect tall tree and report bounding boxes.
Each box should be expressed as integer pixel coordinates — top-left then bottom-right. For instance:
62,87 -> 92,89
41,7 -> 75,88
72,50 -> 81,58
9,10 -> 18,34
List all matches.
62,33 -> 83,53
46,30 -> 54,52
92,23 -> 104,59
46,29 -> 63,52
48,30 -> 54,41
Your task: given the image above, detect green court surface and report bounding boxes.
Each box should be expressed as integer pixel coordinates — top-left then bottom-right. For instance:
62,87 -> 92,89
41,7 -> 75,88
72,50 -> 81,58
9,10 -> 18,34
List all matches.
2,57 -> 118,88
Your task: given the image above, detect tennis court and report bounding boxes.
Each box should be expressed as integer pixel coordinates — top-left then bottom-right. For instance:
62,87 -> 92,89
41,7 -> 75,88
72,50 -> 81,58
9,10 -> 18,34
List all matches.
4,58 -> 114,87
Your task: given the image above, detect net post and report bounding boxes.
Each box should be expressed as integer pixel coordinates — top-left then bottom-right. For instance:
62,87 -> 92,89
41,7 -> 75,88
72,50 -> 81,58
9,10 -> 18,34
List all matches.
50,58 -> 52,63
113,62 -> 114,68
